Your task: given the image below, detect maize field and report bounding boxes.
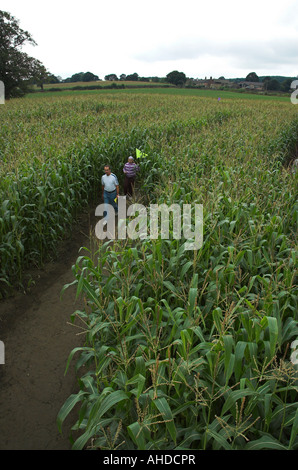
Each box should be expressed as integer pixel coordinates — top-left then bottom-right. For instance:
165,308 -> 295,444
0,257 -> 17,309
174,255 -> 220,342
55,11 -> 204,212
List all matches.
0,89 -> 297,450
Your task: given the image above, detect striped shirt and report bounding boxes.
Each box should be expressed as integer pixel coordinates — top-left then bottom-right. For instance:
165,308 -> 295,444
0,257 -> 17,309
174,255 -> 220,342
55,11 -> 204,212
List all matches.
101,173 -> 119,192
123,162 -> 139,178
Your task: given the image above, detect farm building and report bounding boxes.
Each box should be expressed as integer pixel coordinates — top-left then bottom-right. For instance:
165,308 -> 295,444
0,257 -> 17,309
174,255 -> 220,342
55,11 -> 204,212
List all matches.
237,81 -> 264,90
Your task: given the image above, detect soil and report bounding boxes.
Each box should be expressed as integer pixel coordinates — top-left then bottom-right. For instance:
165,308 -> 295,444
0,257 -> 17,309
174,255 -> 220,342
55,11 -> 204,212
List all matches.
0,205 -> 98,450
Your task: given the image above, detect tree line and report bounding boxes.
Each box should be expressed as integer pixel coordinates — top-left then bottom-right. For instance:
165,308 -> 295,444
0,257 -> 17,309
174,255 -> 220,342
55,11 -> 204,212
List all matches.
62,71 -> 295,92
63,71 -> 185,85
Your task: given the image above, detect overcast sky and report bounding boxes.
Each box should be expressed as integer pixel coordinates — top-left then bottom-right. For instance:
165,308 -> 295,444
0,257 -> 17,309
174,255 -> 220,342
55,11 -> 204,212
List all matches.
2,0 -> 298,80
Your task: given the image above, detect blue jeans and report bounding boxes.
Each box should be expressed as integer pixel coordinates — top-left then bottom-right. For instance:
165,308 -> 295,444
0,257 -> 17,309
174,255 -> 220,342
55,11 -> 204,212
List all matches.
103,190 -> 118,219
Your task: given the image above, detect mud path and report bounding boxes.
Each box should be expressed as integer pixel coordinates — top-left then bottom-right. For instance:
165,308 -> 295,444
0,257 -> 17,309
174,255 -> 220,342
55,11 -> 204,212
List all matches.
0,206 -> 98,450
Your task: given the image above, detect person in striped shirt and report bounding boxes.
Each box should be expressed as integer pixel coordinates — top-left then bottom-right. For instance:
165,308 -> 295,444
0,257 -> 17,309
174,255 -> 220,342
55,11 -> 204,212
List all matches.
123,156 -> 139,197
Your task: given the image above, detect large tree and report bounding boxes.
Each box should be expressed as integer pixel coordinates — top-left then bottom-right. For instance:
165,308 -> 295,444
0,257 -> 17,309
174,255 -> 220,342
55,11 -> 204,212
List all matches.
245,72 -> 259,82
82,71 -> 99,82
105,73 -> 118,81
0,10 -> 49,98
166,70 -> 187,86
126,72 -> 139,81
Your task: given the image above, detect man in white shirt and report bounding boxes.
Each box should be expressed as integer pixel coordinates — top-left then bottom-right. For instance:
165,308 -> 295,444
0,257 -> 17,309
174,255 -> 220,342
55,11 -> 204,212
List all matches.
101,165 -> 119,222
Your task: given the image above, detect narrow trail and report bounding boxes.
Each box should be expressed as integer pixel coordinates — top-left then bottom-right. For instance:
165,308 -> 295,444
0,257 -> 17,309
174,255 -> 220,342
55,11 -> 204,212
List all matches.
0,206 -> 98,450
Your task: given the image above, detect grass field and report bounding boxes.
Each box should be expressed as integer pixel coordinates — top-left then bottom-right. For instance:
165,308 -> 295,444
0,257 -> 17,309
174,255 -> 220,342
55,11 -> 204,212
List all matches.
0,88 -> 297,450
27,82 -> 290,102
33,80 -> 173,90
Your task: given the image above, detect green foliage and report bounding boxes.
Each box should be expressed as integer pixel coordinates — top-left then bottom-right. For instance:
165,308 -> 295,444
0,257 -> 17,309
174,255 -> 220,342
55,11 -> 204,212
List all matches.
64,71 -> 99,83
57,232 -> 297,449
126,73 -> 139,81
267,79 -> 281,91
166,71 -> 187,86
246,72 -> 259,82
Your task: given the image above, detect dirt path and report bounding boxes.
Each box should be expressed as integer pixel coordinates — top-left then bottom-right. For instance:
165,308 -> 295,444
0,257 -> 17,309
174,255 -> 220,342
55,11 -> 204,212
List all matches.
0,206 -> 98,450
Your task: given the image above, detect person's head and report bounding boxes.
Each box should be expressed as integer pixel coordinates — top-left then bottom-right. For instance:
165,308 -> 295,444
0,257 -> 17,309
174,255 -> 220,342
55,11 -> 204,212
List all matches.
128,156 -> 134,163
104,165 -> 111,175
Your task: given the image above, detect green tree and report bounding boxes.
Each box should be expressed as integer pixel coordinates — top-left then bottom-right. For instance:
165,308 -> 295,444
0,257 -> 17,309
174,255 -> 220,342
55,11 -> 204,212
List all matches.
0,10 -> 48,98
69,72 -> 84,82
82,71 -> 99,82
126,73 -> 139,81
105,74 -> 118,81
47,74 -> 60,84
262,76 -> 271,92
246,72 -> 259,82
280,78 -> 293,92
30,59 -> 49,90
267,79 -> 281,91
166,70 -> 187,86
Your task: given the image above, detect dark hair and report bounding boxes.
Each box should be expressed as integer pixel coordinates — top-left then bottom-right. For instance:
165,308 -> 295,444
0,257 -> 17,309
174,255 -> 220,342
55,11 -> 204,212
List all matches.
104,164 -> 111,169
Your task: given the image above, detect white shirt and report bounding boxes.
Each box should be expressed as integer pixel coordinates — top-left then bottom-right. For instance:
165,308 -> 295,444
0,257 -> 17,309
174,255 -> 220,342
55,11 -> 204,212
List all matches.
101,173 -> 119,192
